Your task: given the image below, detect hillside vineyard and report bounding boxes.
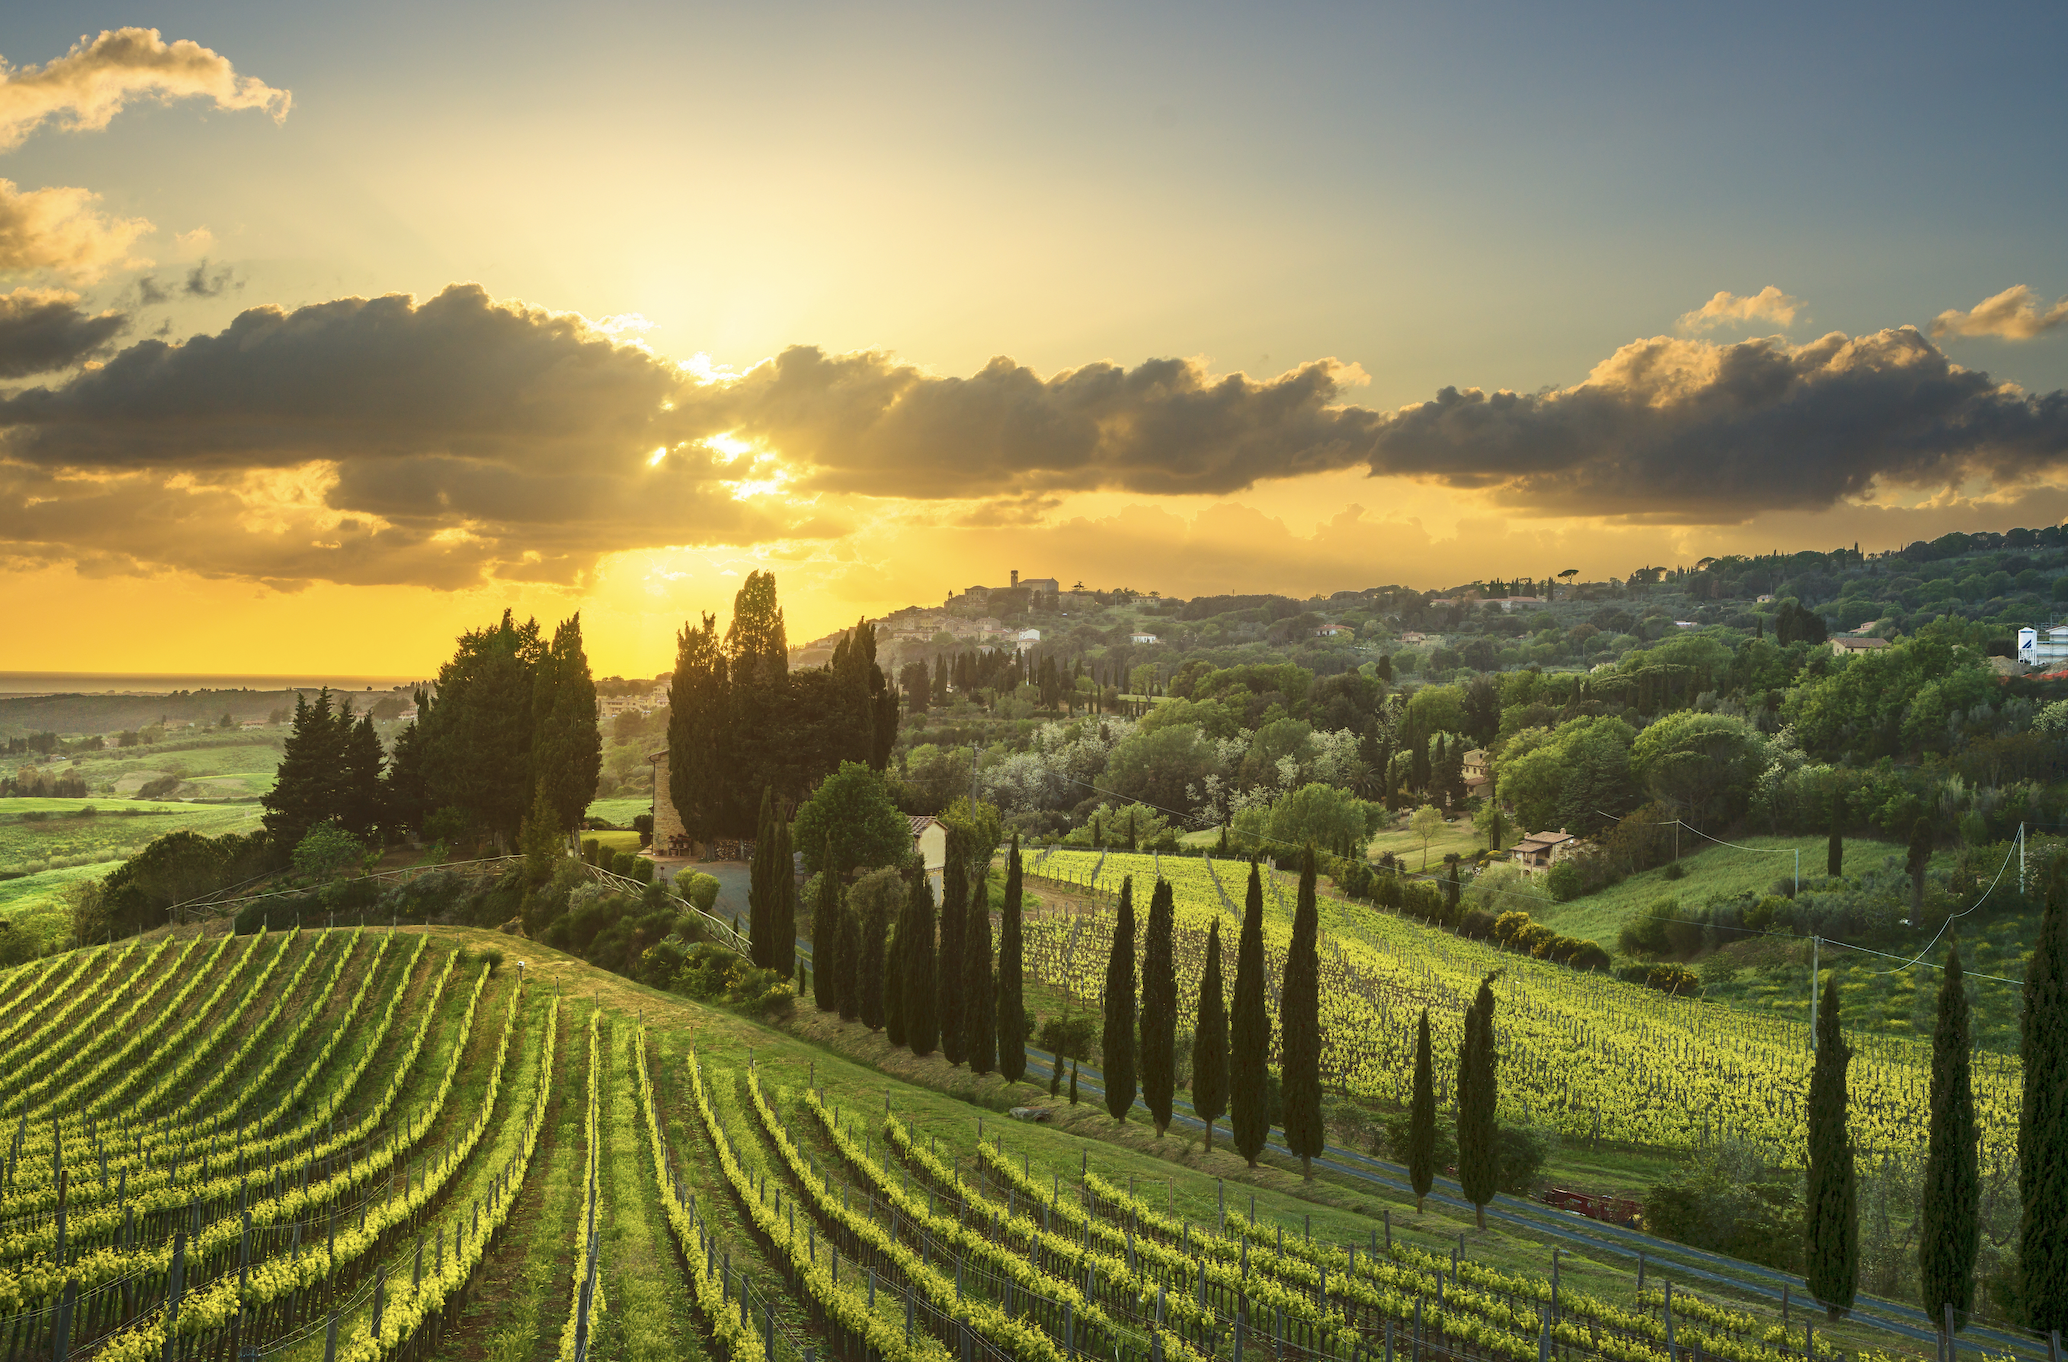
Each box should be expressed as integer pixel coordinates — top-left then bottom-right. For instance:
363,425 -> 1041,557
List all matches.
0,922 -> 1887,1362
1020,850 -> 2017,1163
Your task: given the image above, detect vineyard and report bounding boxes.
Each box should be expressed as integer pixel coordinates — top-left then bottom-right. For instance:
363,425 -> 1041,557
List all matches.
0,918 -> 1965,1362
1014,850 -> 2017,1165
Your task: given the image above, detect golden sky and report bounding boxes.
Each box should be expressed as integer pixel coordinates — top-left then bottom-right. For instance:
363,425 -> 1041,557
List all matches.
4,11 -> 2068,677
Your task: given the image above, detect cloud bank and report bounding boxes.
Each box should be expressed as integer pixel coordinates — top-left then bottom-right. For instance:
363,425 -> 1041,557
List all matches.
6,283 -> 2068,589
0,28 -> 290,150
1932,285 -> 2068,341
1677,286 -> 1803,331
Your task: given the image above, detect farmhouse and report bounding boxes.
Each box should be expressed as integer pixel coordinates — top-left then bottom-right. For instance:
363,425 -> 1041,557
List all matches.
1512,828 -> 1577,871
910,815 -> 947,895
1829,637 -> 1890,657
1461,748 -> 1492,797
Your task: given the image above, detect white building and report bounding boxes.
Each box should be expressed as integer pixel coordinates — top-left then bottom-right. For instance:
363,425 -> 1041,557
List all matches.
2019,626 -> 2068,669
1130,632 -> 1160,645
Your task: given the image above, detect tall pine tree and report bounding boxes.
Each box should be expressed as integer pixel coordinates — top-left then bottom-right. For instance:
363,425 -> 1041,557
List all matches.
1102,876 -> 1137,1123
1921,939 -> 1978,1335
2021,856 -> 2068,1331
263,689 -> 349,858
1409,1008 -> 1436,1212
965,875 -> 996,1075
1141,877 -> 1178,1136
420,611 -> 540,847
1191,917 -> 1229,1151
1808,975 -> 1859,1319
998,835 -> 1026,1082
667,613 -> 730,853
939,830 -> 969,1065
338,708 -> 385,841
904,872 -> 938,1057
1230,859 -> 1270,1166
531,613 -> 602,833
1456,975 -> 1499,1228
1281,848 -> 1324,1179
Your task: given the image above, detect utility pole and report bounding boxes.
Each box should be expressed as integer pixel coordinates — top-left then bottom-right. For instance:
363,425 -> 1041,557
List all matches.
1794,848 -> 1800,896
2021,823 -> 2027,898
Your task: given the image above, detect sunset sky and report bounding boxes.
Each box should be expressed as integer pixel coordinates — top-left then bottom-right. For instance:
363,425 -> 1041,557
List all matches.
6,2 -> 2068,677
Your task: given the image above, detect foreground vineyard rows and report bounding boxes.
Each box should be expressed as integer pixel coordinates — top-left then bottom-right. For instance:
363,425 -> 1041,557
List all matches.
0,921 -> 1934,1362
1018,849 -> 2011,1161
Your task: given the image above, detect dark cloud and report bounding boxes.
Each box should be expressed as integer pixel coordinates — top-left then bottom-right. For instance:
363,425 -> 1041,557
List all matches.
133,275 -> 170,307
695,328 -> 2068,522
1362,330 -> 2068,520
693,347 -> 1380,498
183,259 -> 236,297
0,288 -> 126,378
0,284 -> 828,587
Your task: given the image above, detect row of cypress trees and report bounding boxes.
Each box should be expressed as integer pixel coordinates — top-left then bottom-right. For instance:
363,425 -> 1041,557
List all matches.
811,829 -> 1030,1083
1097,849 -> 1332,1178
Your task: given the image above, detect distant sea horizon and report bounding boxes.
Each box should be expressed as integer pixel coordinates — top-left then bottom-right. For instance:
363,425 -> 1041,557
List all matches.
0,672 -> 426,697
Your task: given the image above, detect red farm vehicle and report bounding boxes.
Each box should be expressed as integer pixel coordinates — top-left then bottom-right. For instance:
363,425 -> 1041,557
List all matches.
1541,1188 -> 1642,1228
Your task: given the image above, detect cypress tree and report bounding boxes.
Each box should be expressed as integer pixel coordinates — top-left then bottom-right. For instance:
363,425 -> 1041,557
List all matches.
1230,859 -> 1270,1166
1282,847 -> 1324,1179
1807,974 -> 1858,1319
966,876 -> 995,1075
1456,974 -> 1499,1228
1192,918 -> 1229,1151
748,787 -> 777,968
1908,816 -> 1934,917
998,836 -> 1026,1083
770,806 -> 796,977
904,872 -> 938,1057
858,887 -> 889,1031
1141,878 -> 1177,1136
2021,856 -> 2068,1331
1920,939 -> 1978,1336
1101,876 -> 1137,1123
939,830 -> 968,1065
1409,1008 -> 1436,1212
884,896 -> 907,1045
837,897 -> 862,1023
1828,797 -> 1844,878
812,839 -> 840,1013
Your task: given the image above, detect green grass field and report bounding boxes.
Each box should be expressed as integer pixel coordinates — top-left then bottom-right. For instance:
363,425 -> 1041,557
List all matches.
0,862 -> 106,947
0,799 -> 263,874
1527,834 -> 1902,946
1366,812 -> 1497,868
583,796 -> 651,827
53,733 -> 286,798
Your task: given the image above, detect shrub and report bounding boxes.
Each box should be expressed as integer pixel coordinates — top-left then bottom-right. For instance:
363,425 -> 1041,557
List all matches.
1459,908 -> 1496,940
1663,860 -> 1686,881
1541,859 -> 1586,902
1644,1148 -> 1802,1271
675,871 -> 721,913
632,812 -> 654,848
292,821 -> 366,883
581,838 -> 601,865
1646,963 -> 1701,996
1496,1125 -> 1552,1195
